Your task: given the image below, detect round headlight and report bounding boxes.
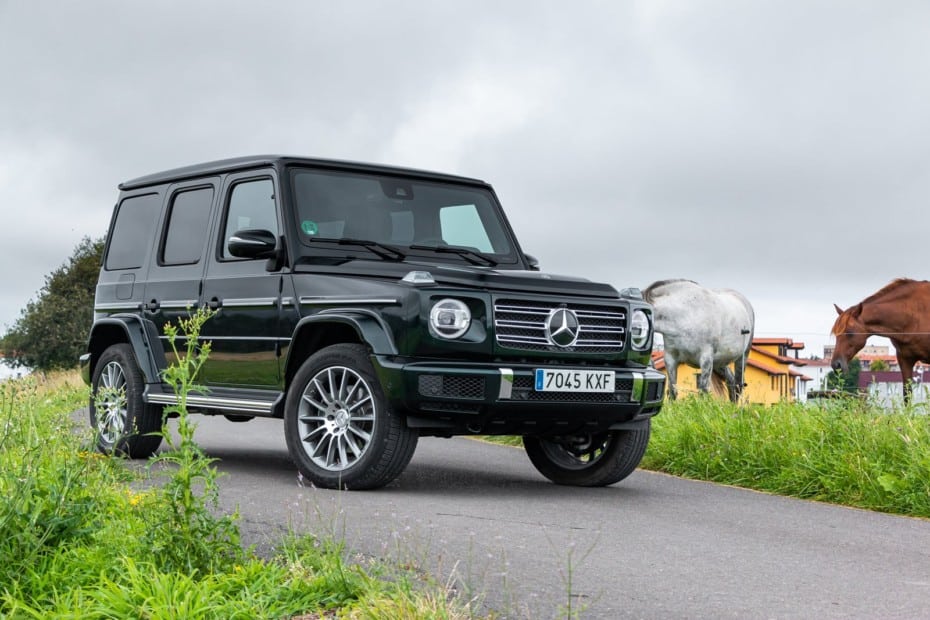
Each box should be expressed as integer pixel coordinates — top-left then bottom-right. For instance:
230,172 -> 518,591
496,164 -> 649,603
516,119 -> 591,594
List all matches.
429,299 -> 471,339
630,309 -> 651,350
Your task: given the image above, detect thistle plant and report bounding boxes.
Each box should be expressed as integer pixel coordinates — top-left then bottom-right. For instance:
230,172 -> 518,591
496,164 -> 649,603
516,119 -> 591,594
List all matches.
145,307 -> 242,574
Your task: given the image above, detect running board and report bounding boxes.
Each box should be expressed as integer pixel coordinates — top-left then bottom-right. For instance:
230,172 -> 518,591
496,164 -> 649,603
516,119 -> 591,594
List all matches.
145,389 -> 282,416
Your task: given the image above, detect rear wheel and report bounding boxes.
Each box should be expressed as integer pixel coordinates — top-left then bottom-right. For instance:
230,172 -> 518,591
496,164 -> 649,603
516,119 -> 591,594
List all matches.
89,343 -> 163,458
284,344 -> 418,490
523,422 -> 651,486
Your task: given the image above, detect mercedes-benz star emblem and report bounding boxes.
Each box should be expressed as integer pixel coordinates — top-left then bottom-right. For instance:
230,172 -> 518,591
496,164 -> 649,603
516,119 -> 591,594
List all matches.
545,308 -> 580,347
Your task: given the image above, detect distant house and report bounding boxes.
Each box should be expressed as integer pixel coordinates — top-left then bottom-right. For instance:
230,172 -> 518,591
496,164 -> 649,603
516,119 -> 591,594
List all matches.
651,337 -> 812,405
858,368 -> 930,407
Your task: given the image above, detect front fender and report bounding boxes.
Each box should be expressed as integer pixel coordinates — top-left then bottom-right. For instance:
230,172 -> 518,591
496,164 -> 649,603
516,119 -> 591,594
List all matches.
288,309 -> 398,357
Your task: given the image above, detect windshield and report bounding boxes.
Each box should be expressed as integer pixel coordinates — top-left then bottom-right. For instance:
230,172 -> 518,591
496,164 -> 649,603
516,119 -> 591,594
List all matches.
290,168 -> 519,266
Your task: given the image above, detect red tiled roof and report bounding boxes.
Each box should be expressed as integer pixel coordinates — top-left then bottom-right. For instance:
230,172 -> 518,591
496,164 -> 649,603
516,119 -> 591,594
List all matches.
751,346 -> 807,366
753,338 -> 805,350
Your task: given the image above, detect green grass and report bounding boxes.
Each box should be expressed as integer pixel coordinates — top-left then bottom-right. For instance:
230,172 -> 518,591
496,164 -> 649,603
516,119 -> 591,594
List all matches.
482,397 -> 930,518
0,372 -> 479,619
643,397 -> 930,517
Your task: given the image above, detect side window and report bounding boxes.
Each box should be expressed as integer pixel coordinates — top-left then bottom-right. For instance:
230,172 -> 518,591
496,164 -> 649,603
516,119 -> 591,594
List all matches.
221,179 -> 277,259
105,193 -> 162,270
161,187 -> 214,265
439,204 -> 493,252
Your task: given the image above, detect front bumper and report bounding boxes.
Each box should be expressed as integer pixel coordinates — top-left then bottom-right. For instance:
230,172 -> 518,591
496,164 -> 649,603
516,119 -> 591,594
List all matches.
372,356 -> 666,436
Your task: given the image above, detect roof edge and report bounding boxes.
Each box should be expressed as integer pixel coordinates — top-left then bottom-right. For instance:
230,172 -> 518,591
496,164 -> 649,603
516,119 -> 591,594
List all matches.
118,155 -> 489,191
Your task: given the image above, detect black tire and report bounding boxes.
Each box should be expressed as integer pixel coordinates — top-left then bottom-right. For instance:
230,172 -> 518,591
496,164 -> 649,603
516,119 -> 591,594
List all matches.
89,343 -> 163,458
523,422 -> 651,487
284,343 -> 418,490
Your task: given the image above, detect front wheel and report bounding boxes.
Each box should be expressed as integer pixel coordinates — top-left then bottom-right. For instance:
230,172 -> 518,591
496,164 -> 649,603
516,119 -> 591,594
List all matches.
89,343 -> 163,458
523,422 -> 651,487
284,344 -> 418,490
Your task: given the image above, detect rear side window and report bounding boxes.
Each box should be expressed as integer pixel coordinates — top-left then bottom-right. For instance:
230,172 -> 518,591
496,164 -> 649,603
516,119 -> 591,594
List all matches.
161,187 -> 214,265
105,193 -> 162,270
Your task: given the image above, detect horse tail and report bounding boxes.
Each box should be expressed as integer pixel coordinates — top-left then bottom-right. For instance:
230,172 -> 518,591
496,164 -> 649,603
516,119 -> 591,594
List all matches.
735,293 -> 755,399
710,372 -> 728,397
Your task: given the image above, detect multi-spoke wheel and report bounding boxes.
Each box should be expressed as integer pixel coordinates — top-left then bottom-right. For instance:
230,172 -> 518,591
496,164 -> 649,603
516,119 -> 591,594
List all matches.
284,344 -> 418,490
523,422 -> 651,486
89,343 -> 163,457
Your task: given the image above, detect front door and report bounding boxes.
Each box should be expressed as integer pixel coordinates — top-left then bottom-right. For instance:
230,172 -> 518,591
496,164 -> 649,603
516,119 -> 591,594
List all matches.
199,172 -> 283,388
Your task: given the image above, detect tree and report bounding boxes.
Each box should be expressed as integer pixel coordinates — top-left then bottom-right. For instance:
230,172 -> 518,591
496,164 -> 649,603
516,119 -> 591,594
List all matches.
1,237 -> 104,370
826,358 -> 861,394
868,358 -> 890,372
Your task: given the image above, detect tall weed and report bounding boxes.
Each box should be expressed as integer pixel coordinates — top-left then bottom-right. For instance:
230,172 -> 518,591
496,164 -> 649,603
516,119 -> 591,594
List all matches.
142,308 -> 242,574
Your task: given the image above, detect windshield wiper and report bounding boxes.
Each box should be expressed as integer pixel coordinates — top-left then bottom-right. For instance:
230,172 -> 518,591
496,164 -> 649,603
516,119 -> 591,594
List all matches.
409,244 -> 497,266
337,238 -> 407,261
306,236 -> 406,261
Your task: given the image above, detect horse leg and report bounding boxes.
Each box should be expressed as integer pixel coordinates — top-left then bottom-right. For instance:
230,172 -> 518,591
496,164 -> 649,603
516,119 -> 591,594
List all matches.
697,352 -> 713,394
900,357 -> 916,405
665,354 -> 679,400
715,366 -> 738,403
734,349 -> 748,402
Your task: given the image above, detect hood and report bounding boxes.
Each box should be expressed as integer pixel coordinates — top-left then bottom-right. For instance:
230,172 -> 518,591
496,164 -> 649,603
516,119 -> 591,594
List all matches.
293,259 -> 620,298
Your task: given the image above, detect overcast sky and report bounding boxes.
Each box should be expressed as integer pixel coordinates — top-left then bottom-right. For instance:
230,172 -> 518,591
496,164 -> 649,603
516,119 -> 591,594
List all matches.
2,1 -> 928,358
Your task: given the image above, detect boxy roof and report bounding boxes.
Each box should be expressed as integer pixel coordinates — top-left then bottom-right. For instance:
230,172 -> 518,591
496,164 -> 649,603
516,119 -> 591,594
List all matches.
119,155 -> 488,191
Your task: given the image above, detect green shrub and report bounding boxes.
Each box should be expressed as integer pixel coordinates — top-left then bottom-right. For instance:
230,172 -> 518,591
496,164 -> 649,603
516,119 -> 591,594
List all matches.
0,342 -> 476,618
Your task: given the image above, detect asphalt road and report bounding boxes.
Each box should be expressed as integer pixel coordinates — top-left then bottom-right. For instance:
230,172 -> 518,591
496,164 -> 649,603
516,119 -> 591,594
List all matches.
160,415 -> 930,619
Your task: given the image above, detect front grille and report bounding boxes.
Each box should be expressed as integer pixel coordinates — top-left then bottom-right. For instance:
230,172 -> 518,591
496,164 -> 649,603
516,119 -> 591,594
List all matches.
494,299 -> 625,353
418,375 -> 486,400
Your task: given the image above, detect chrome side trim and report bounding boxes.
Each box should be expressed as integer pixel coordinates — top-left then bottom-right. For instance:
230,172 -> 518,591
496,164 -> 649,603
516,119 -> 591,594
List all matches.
221,297 -> 278,307
95,302 -> 141,311
281,297 -> 295,306
498,368 -> 514,399
299,296 -> 400,306
160,299 -> 199,310
157,335 -> 293,343
146,392 -> 275,414
631,372 -> 644,403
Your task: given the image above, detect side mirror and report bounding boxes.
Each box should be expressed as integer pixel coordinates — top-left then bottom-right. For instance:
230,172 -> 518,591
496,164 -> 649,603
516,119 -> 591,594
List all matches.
524,253 -> 540,271
228,229 -> 277,259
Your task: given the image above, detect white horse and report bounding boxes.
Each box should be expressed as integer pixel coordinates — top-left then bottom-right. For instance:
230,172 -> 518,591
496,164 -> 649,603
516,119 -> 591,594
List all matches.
644,279 -> 755,402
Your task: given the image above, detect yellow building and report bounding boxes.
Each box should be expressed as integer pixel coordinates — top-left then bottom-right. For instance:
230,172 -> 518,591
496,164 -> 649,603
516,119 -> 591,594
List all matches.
652,338 -> 810,404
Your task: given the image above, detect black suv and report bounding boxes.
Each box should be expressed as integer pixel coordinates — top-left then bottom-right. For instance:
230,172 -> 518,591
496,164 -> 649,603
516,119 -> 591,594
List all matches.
81,156 -> 665,489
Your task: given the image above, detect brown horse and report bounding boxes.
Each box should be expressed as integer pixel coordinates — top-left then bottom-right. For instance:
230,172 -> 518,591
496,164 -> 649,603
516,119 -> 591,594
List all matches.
831,278 -> 930,403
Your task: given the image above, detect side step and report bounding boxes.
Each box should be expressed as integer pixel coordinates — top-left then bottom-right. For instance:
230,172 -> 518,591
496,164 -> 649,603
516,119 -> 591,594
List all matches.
144,385 -> 284,417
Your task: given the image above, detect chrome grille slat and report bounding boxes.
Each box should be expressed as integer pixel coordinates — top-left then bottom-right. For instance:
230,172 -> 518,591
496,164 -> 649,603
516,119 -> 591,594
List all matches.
494,299 -> 626,353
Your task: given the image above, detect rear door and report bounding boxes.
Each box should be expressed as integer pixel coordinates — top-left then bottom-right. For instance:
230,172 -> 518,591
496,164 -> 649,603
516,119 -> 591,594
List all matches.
142,180 -> 218,364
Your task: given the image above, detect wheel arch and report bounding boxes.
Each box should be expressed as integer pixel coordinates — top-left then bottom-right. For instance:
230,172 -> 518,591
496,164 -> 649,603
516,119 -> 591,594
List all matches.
284,310 -> 398,387
84,316 -> 165,384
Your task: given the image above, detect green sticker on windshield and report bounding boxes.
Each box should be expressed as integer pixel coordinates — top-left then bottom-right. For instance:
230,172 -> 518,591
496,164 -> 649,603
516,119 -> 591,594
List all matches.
301,220 -> 318,235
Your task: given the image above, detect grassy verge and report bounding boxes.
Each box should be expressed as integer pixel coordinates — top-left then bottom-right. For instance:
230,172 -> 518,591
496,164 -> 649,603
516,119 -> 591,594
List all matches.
0,372 -> 477,619
643,397 -> 930,517
484,397 -> 930,518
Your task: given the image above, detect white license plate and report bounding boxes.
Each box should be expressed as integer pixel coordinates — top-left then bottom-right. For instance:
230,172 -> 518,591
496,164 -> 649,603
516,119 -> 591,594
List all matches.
534,369 -> 615,393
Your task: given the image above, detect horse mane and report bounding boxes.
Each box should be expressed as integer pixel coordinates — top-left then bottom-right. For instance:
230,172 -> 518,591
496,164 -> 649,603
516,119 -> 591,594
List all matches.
832,278 -> 928,335
860,278 -> 923,304
831,311 -> 854,336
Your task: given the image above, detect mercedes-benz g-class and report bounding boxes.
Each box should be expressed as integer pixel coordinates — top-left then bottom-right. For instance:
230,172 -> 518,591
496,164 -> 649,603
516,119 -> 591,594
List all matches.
81,156 -> 665,489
